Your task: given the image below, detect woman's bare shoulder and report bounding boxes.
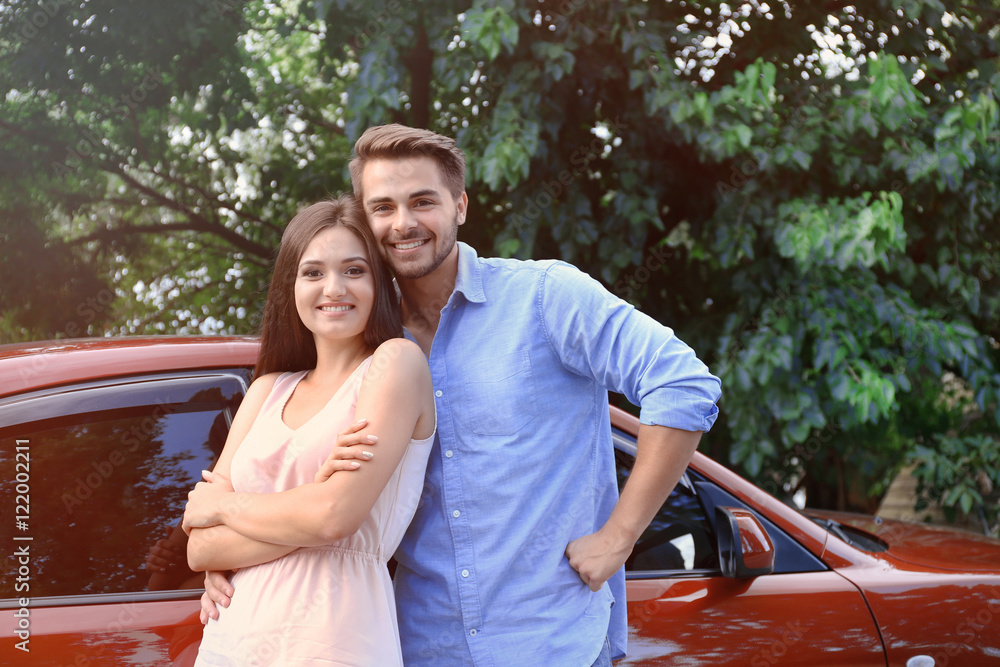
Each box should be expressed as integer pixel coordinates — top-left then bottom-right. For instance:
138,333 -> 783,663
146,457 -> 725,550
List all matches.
369,338 -> 427,375
365,339 -> 434,438
247,372 -> 283,396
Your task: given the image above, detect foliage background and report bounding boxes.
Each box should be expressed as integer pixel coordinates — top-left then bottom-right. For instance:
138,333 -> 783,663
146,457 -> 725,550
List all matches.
1,0 -> 998,529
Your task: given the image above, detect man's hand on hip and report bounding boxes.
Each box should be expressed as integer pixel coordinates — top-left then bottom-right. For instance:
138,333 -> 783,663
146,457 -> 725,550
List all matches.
565,527 -> 632,592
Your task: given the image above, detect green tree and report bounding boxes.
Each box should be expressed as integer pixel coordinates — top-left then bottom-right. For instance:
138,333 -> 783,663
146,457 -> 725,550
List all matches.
2,0 -> 998,523
0,0 -> 352,337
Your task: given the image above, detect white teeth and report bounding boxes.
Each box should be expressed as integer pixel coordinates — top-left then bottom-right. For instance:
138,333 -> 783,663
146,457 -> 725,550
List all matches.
320,306 -> 352,312
395,240 -> 426,250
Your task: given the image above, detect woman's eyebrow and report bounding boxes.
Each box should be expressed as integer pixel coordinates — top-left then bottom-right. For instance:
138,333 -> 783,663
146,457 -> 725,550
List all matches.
299,256 -> 370,267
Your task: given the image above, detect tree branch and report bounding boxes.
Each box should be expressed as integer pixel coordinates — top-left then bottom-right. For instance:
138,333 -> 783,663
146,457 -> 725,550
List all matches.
71,219 -> 273,260
1,116 -> 281,258
145,162 -> 284,236
93,160 -> 275,260
292,105 -> 347,138
406,17 -> 433,128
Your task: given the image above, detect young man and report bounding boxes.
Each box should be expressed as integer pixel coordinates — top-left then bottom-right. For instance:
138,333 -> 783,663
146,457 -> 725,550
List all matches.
350,124 -> 721,665
201,124 -> 720,666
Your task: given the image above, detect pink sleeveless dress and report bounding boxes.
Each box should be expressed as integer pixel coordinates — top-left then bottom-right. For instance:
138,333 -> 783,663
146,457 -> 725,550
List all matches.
195,357 -> 435,666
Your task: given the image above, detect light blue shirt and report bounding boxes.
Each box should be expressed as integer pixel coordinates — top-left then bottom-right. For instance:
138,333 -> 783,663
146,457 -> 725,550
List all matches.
395,243 -> 721,666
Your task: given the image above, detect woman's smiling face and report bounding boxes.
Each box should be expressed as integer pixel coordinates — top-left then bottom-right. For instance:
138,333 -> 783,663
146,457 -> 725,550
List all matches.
294,225 -> 375,343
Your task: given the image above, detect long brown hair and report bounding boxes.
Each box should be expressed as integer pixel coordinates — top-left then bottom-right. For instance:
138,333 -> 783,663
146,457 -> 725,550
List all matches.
255,195 -> 402,378
349,123 -> 466,203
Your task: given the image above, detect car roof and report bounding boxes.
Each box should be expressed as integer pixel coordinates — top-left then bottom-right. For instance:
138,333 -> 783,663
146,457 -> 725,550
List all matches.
0,334 -> 840,564
0,336 -> 259,400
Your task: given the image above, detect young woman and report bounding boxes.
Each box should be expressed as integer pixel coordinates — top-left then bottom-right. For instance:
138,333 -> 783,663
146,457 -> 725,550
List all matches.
182,195 -> 436,666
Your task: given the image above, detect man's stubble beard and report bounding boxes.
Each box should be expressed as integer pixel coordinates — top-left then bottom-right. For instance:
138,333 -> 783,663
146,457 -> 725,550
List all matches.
386,211 -> 460,280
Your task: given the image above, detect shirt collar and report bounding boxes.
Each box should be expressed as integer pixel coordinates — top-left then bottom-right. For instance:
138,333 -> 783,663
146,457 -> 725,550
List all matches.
454,242 -> 486,304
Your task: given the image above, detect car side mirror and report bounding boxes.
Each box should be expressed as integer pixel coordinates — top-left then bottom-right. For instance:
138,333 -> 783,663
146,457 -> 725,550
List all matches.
715,506 -> 775,578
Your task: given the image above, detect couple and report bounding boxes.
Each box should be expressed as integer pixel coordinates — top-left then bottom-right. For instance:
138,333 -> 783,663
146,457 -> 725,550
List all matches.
182,124 -> 722,666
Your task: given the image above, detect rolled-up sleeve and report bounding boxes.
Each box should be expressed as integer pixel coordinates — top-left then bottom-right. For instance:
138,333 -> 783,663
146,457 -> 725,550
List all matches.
538,261 -> 721,432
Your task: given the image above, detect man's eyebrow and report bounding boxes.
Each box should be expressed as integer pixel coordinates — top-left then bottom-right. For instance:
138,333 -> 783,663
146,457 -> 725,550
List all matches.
365,189 -> 442,206
408,189 -> 440,200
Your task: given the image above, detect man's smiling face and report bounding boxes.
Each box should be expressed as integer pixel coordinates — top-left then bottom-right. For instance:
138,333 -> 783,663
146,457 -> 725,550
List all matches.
360,156 -> 467,280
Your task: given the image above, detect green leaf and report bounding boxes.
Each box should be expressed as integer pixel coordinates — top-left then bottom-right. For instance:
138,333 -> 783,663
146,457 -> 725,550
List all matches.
831,373 -> 851,401
959,490 -> 975,515
462,7 -> 519,61
735,124 -> 752,149
496,238 -> 520,257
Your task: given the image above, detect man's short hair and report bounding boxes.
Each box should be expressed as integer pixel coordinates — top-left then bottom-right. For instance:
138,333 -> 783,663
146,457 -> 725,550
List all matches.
350,124 -> 466,202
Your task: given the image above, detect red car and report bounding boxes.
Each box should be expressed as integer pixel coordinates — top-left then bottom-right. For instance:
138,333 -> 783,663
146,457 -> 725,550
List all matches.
1,337 -> 998,666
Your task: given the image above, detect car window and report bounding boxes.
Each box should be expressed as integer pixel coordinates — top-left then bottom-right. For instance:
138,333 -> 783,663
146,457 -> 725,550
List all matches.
613,429 -> 719,574
691,475 -> 828,574
0,372 -> 246,600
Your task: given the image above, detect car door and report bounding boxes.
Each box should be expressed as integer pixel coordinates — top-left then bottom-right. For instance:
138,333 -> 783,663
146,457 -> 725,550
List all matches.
0,369 -> 249,666
614,429 -> 888,666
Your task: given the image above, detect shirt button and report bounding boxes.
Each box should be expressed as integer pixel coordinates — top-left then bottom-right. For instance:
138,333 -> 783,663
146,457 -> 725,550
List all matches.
435,390 -> 443,398
452,510 -> 461,518
445,450 -> 453,458
469,629 -> 478,637
461,569 -> 469,578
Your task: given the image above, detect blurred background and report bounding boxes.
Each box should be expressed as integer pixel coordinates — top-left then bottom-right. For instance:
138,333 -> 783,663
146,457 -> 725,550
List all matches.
1,0 -> 997,532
